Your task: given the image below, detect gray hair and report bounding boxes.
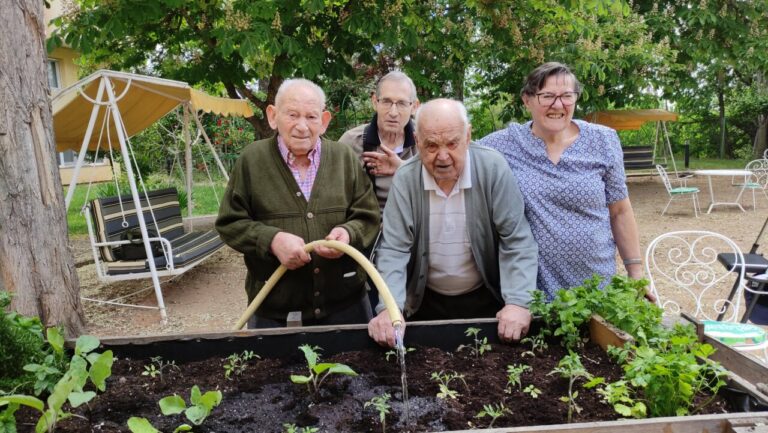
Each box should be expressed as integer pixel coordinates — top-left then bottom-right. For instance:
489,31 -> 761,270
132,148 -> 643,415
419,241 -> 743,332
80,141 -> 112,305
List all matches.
520,62 -> 583,97
274,78 -> 327,108
414,98 -> 469,136
375,71 -> 418,102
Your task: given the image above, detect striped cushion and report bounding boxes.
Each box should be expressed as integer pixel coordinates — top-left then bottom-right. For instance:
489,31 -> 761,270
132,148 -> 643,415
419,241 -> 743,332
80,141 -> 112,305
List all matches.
90,188 -> 225,275
91,188 -> 184,262
105,230 -> 224,275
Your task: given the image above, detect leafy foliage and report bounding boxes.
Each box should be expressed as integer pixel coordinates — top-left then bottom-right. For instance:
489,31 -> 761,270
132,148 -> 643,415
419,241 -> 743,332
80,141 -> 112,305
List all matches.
289,345 -> 357,395
548,352 -> 593,423
364,393 -> 391,433
128,385 -> 222,433
429,370 -> 467,400
474,402 -> 512,428
0,335 -> 113,433
0,291 -> 48,394
223,350 -> 260,380
457,327 -> 491,358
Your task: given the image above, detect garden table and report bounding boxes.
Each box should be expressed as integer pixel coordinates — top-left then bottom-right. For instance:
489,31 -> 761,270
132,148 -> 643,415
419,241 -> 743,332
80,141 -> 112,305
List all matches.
693,169 -> 751,213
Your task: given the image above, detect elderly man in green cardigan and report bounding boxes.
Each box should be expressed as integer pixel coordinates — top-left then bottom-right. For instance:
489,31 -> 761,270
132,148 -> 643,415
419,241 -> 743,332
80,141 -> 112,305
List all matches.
216,79 -> 380,328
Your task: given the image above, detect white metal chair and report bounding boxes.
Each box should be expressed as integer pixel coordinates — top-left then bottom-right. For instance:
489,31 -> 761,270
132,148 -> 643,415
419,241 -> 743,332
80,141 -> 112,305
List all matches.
645,231 -> 768,362
740,159 -> 768,210
656,165 -> 700,217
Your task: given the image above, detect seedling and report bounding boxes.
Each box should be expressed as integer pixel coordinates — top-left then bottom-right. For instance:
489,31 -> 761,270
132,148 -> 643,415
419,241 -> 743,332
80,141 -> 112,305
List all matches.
521,333 -> 549,356
475,402 -> 512,428
590,379 -> 647,418
384,346 -> 415,362
127,385 -> 223,433
430,370 -> 467,399
224,350 -> 260,380
290,345 -> 357,395
142,356 -> 180,382
549,352 -> 592,423
457,327 -> 491,358
505,363 -> 532,392
282,423 -> 319,433
523,384 -> 542,398
364,393 -> 391,433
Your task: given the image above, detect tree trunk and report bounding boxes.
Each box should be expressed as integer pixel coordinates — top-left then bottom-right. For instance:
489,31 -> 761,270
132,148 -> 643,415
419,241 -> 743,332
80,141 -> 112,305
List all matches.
0,0 -> 84,335
755,115 -> 767,159
717,74 -> 727,159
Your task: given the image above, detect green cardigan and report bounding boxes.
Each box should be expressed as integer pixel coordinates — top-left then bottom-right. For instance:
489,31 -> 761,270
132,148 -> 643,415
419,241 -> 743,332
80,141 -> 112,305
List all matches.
216,136 -> 380,320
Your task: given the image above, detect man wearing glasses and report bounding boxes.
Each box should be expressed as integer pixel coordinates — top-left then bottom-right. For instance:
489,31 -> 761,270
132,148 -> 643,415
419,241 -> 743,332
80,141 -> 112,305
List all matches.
368,99 -> 538,347
339,71 -> 420,211
479,62 -> 644,301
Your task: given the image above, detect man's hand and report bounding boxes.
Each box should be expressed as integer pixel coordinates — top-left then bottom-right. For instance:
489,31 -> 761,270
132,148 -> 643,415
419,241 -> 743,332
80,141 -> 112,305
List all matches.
270,232 -> 311,270
368,310 -> 405,348
496,304 -> 532,342
362,145 -> 402,176
314,227 -> 350,259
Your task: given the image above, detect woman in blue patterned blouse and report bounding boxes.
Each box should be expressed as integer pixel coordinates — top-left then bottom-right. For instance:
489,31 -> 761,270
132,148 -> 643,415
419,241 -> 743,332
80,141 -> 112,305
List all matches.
479,62 -> 644,300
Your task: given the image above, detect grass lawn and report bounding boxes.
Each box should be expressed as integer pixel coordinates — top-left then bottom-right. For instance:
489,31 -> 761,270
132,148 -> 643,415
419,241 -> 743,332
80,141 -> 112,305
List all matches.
66,182 -> 226,236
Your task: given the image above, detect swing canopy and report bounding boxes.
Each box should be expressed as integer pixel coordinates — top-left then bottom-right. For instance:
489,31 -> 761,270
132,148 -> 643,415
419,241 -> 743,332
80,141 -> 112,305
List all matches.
583,109 -> 678,131
52,70 -> 254,152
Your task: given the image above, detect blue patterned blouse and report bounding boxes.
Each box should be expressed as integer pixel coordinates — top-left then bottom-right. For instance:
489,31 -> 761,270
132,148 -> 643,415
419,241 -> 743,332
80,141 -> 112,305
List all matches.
478,119 -> 628,299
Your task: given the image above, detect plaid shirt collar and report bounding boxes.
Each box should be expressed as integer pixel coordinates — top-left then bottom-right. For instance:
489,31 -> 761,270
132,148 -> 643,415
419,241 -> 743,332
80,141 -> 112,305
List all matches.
277,135 -> 322,200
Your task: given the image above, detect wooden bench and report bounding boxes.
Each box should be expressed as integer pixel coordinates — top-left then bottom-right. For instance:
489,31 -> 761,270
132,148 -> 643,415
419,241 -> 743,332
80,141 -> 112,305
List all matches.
86,187 -> 224,279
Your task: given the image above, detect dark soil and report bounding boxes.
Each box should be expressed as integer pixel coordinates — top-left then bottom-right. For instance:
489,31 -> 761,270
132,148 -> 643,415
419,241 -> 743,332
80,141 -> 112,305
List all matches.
14,338 -> 731,433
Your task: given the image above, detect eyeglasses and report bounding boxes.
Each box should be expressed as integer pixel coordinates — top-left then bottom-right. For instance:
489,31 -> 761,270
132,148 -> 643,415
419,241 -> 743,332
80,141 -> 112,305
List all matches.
377,98 -> 413,111
535,91 -> 579,107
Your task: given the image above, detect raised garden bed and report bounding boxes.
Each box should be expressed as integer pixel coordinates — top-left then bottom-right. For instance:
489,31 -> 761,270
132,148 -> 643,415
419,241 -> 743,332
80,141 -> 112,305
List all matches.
12,317 -> 768,433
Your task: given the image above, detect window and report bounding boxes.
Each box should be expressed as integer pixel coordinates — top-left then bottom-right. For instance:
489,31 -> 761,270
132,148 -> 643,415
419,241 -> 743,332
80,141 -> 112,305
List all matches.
47,60 -> 60,90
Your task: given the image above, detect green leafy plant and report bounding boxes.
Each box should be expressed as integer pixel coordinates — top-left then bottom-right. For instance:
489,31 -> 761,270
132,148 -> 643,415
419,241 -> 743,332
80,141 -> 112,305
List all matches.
505,364 -> 532,393
290,345 -> 357,395
384,346 -> 415,362
457,327 -> 491,358
520,333 -> 549,357
475,402 -> 512,428
430,370 -> 467,400
0,335 -> 113,433
364,393 -> 391,433
548,352 -> 593,423
607,325 -> 726,417
589,378 -> 647,418
224,350 -> 260,380
282,423 -> 319,433
127,385 -> 223,433
142,356 -> 180,382
0,290 -> 50,395
523,384 -> 542,398
22,328 -> 68,396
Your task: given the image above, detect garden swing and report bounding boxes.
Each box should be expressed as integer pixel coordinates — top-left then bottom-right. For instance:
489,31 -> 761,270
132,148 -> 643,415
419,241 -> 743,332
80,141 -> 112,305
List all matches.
53,70 -> 253,322
585,109 -> 680,177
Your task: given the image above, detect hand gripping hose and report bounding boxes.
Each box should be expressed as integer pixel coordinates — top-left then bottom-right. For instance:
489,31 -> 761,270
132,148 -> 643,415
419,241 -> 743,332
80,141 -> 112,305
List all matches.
232,240 -> 402,330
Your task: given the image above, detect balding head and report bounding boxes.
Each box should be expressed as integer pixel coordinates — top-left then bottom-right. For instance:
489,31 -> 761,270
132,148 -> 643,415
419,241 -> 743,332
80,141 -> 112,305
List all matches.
414,99 -> 469,137
266,78 -> 331,159
274,78 -> 327,109
414,99 -> 472,194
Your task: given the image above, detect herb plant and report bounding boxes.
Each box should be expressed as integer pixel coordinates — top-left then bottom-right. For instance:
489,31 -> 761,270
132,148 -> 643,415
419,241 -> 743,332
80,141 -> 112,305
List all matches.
475,402 -> 512,428
22,328 -> 68,396
290,345 -> 357,395
457,327 -> 491,357
364,393 -> 391,433
505,364 -> 532,392
224,350 -> 260,380
430,370 -> 467,399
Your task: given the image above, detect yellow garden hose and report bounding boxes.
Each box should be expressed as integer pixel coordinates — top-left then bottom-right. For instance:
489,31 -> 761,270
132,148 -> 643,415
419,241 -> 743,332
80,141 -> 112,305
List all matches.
232,239 -> 402,330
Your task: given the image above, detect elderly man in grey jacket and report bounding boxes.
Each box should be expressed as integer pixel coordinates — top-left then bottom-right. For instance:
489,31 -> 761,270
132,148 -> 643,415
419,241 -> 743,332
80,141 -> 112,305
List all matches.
368,99 -> 538,347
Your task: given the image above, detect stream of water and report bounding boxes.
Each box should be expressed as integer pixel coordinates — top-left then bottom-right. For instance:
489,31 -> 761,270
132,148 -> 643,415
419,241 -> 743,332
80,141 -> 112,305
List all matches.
394,324 -> 411,428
